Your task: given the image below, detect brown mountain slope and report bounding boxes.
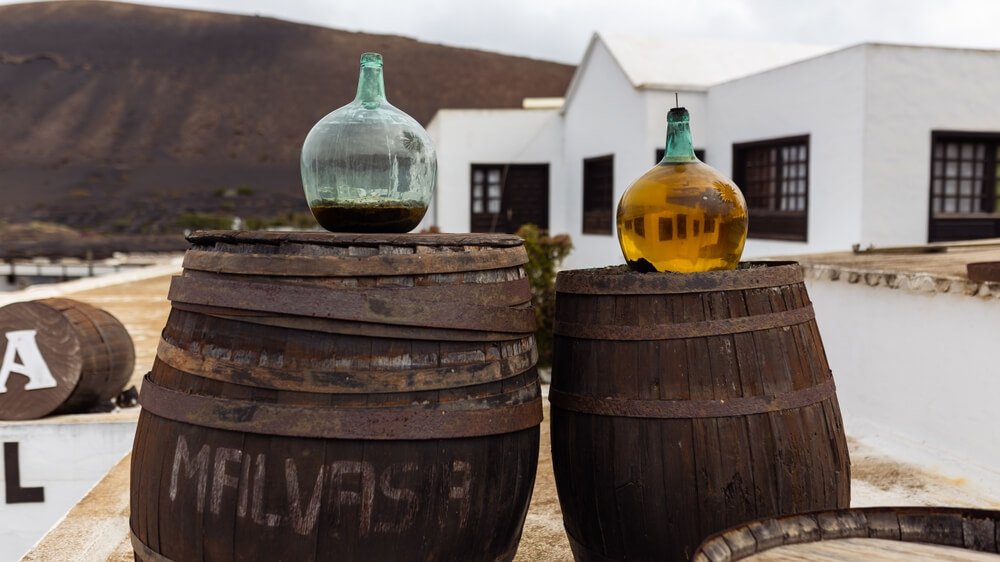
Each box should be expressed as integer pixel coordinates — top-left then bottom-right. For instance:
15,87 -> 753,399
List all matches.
0,1 -> 574,234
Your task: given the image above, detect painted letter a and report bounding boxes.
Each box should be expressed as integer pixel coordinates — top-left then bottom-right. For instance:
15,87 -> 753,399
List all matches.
0,330 -> 58,394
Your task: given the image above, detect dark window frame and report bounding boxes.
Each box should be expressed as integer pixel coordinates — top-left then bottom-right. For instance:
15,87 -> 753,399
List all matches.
733,135 -> 810,242
927,131 -> 1000,242
470,164 -> 504,231
469,163 -> 550,234
582,155 -> 614,235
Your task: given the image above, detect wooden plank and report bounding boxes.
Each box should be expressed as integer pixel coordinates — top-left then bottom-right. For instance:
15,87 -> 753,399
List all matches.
186,230 -> 525,248
964,515 -> 998,552
610,294 -> 649,556
588,291 -> 626,559
182,246 -> 528,277
744,537 -> 1000,561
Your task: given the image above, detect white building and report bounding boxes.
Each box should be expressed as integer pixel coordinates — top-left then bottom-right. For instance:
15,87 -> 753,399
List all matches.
422,34 -> 1000,269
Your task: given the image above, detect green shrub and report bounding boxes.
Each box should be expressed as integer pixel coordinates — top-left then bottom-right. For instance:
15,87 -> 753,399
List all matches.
176,212 -> 232,230
245,212 -> 317,230
516,224 -> 573,369
110,213 -> 135,233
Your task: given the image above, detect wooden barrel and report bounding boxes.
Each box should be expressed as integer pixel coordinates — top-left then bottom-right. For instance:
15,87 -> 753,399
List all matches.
694,507 -> 1000,561
0,297 -> 135,420
550,262 -> 851,562
130,231 -> 543,562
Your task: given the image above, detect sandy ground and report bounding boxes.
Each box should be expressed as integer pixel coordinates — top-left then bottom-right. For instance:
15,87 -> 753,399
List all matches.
515,401 -> 574,562
20,269 -> 1000,561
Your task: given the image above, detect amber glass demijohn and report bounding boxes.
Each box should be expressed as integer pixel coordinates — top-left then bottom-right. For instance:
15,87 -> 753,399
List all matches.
300,52 -> 436,233
617,107 -> 748,272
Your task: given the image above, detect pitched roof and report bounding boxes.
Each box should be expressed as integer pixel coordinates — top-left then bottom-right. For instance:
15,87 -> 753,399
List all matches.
563,33 -> 838,111
598,33 -> 837,91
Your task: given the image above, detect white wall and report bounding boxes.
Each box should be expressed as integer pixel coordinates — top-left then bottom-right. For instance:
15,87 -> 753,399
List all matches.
562,39 -> 647,269
422,109 -> 564,233
861,45 -> 1000,246
0,416 -> 137,561
808,279 -> 1000,497
707,46 -> 868,258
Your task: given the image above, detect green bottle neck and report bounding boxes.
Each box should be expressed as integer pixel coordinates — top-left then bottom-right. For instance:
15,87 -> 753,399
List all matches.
661,107 -> 697,163
355,52 -> 386,109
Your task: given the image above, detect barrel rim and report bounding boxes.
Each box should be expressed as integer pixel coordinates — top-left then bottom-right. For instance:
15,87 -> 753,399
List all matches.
168,301 -> 530,342
693,506 -> 1000,561
554,303 -> 815,341
181,247 -> 529,277
130,528 -> 523,562
139,374 -> 544,440
156,334 -> 538,394
167,275 -> 537,334
186,230 -> 525,248
555,261 -> 804,295
548,379 -> 836,419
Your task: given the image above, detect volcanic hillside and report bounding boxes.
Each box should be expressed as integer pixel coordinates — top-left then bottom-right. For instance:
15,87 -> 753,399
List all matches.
0,1 -> 574,234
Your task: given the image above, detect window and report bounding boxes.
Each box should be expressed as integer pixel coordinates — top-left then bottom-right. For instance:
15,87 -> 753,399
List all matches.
656,148 -> 705,163
470,164 -> 550,233
471,165 -> 502,215
583,155 -> 614,234
928,132 -> 1000,242
733,135 -> 809,241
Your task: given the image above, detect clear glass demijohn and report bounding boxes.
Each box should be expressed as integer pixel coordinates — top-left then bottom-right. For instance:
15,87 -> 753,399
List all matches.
301,52 -> 436,232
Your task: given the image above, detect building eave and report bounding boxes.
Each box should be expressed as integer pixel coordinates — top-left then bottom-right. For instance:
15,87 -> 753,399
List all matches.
635,82 -> 709,92
559,32 -> 603,116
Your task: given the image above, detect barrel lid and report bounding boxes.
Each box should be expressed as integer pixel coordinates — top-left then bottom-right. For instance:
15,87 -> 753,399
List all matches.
694,506 -> 1000,561
186,230 -> 525,248
0,300 -> 83,420
556,261 -> 804,295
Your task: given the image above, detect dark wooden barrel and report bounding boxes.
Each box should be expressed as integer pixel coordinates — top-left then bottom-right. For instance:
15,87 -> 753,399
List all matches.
130,231 -> 543,562
0,297 -> 135,420
550,262 -> 851,562
695,507 -> 1000,561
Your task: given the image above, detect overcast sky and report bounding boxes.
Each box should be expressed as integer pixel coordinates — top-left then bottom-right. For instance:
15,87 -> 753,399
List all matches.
12,0 -> 1000,63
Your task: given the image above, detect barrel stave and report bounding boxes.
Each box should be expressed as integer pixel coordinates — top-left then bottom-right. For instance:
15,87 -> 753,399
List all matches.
156,310 -> 539,409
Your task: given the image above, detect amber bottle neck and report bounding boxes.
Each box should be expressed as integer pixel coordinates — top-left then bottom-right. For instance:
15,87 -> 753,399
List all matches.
662,107 -> 697,163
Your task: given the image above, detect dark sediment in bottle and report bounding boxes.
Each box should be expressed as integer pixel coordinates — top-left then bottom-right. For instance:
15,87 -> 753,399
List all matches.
309,201 -> 427,233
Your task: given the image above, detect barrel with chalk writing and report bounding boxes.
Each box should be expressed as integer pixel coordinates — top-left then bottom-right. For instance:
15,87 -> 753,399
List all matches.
0,298 -> 135,420
130,231 -> 542,562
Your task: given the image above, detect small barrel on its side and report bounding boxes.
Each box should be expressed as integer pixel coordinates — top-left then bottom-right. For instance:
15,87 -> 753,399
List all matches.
0,298 -> 135,420
130,231 -> 543,562
550,262 -> 851,562
695,507 -> 1000,561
